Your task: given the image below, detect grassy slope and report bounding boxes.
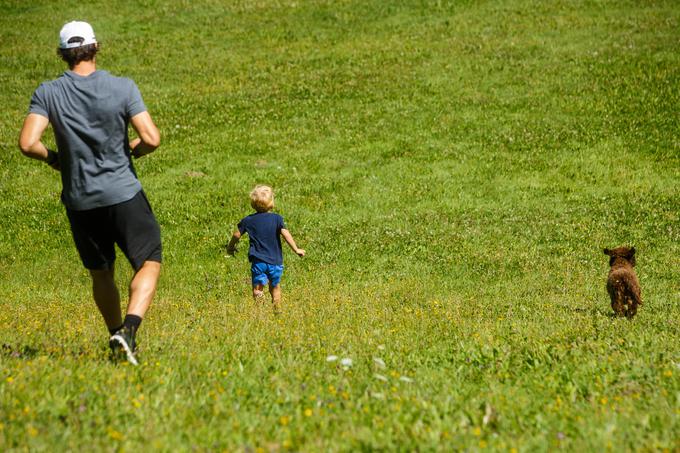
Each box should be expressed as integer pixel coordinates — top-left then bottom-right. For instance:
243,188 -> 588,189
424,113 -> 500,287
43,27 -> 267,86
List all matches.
0,0 -> 678,450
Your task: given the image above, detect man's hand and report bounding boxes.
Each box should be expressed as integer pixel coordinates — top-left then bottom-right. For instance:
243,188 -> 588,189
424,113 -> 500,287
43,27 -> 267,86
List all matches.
45,149 -> 60,171
294,248 -> 305,258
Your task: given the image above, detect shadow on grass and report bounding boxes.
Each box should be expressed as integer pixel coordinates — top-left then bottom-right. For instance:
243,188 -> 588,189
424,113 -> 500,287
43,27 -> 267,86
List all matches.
1,342 -> 123,364
563,303 -> 634,320
1,343 -> 40,359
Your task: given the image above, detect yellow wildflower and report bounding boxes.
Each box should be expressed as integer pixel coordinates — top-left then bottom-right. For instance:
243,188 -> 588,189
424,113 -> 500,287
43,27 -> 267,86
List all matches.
107,428 -> 123,440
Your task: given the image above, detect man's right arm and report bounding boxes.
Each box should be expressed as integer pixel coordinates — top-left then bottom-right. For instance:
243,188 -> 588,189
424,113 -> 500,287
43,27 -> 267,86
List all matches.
18,113 -> 59,170
129,111 -> 160,158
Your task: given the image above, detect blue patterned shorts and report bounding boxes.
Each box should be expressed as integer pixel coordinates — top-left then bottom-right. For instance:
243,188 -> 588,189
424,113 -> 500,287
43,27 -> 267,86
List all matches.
251,261 -> 284,287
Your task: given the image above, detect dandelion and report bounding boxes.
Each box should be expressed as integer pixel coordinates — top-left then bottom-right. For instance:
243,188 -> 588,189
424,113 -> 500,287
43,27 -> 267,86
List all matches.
663,370 -> 672,378
279,415 -> 290,426
304,408 -> 313,417
326,355 -> 338,362
5,377 -> 14,384
473,427 -> 482,436
107,427 -> 124,441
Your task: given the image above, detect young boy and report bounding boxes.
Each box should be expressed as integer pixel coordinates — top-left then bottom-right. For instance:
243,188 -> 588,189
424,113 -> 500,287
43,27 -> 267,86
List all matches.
226,185 -> 305,310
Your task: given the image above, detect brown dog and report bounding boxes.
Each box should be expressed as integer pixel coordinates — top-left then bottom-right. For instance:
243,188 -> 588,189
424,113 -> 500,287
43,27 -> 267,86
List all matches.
604,247 -> 642,318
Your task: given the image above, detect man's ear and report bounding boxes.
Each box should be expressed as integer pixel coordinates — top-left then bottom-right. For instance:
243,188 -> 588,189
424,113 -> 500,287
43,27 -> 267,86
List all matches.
603,248 -> 611,256
629,247 -> 636,257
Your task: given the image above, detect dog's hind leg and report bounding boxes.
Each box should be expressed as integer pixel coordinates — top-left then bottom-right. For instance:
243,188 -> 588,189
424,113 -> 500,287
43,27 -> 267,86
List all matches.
609,284 -> 626,317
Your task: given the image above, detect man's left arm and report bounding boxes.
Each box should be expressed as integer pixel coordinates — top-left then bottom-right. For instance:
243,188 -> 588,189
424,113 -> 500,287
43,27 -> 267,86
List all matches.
130,111 -> 160,159
18,113 -> 59,170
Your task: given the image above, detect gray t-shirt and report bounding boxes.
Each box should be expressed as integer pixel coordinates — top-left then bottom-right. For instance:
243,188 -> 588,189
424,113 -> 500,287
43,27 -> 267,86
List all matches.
29,70 -> 147,210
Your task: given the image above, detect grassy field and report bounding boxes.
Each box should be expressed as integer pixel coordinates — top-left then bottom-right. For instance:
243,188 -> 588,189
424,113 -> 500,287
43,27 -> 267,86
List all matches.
1,0 -> 679,450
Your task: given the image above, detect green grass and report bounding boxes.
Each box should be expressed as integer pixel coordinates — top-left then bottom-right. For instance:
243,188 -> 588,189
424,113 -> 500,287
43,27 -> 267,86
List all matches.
1,0 -> 679,451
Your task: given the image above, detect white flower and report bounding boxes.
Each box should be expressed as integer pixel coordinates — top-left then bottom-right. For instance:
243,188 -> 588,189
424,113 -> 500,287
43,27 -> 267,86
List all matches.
371,392 -> 385,399
399,376 -> 413,383
340,358 -> 353,367
374,374 -> 388,382
377,344 -> 386,351
326,355 -> 338,362
373,357 -> 386,369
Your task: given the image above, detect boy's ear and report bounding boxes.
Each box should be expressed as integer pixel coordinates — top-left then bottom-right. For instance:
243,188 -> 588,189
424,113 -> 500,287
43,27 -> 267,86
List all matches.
603,248 -> 611,256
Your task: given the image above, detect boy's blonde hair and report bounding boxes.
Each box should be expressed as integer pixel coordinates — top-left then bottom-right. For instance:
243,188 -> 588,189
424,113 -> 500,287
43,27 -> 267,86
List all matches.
250,185 -> 274,212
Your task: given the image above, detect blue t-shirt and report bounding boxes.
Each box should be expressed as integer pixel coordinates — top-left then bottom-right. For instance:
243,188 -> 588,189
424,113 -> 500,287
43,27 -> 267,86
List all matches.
29,70 -> 146,210
237,212 -> 286,265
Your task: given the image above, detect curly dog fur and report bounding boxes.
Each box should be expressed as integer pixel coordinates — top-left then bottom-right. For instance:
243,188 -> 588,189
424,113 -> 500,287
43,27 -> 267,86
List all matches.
604,246 -> 642,318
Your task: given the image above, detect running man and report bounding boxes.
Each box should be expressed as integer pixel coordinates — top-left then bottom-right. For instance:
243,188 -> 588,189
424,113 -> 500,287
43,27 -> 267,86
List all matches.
18,21 -> 162,365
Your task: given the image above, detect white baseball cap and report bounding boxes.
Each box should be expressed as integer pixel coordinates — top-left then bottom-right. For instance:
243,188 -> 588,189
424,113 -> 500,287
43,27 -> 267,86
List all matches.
59,21 -> 97,49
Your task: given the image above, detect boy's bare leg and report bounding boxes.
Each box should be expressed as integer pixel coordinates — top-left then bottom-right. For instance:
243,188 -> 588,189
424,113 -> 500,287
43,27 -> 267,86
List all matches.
253,284 -> 266,302
90,267 -> 123,331
127,260 -> 161,318
270,284 -> 281,312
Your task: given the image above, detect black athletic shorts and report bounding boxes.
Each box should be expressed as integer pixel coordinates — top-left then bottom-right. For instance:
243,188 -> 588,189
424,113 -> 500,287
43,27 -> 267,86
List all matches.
66,190 -> 162,271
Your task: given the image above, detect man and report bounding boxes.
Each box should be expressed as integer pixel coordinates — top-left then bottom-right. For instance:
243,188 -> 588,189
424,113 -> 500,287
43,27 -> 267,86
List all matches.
18,21 -> 162,365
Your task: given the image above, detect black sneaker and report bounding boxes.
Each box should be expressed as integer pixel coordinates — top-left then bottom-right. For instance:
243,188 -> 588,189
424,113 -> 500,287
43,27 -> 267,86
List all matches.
109,326 -> 138,366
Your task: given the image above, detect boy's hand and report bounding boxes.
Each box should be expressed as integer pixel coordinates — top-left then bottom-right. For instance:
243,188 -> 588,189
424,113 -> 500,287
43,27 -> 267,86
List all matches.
295,248 -> 305,257
226,232 -> 241,257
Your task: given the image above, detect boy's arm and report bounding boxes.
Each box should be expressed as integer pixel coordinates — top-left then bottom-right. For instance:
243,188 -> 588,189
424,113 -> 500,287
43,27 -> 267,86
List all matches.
226,230 -> 241,255
280,228 -> 305,257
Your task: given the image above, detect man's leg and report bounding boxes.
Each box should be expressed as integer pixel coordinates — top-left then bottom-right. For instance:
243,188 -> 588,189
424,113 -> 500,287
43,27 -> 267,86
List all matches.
127,260 -> 161,317
109,260 -> 160,365
89,267 -> 122,332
